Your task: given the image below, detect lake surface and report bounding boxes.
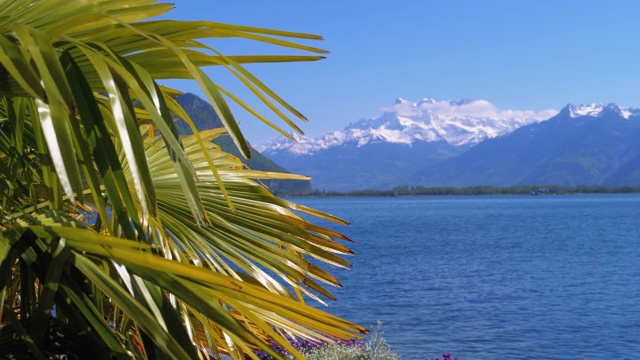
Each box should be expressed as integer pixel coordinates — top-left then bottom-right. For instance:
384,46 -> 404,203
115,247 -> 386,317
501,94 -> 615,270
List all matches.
294,195 -> 640,359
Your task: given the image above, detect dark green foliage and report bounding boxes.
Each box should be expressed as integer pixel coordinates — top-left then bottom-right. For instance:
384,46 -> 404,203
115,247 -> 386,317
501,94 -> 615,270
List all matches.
176,93 -> 312,195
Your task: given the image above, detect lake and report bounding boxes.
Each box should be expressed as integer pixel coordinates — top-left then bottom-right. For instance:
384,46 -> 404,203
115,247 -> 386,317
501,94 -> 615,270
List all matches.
294,195 -> 640,359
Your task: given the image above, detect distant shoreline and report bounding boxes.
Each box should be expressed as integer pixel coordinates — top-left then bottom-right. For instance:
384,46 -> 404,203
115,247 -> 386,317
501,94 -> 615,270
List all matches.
275,185 -> 640,198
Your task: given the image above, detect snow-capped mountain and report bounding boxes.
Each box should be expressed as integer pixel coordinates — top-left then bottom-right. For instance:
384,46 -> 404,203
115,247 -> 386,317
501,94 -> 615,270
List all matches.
562,102 -> 640,119
256,98 -> 562,191
258,98 -> 558,155
411,102 -> 640,187
257,100 -> 640,191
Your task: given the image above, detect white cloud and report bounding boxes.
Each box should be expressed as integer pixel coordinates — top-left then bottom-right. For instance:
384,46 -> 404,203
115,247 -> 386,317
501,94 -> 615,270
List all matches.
383,98 -> 558,121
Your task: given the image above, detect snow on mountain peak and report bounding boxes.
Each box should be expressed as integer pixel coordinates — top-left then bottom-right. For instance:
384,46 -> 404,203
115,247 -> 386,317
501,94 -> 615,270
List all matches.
565,103 -> 640,119
258,98 -> 559,155
567,103 -> 606,118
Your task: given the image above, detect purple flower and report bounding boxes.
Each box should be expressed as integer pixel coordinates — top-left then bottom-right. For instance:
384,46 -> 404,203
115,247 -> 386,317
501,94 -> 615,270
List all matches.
444,354 -> 451,359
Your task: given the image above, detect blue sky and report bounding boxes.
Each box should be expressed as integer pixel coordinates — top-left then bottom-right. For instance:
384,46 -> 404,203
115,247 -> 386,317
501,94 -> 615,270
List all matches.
163,1 -> 640,144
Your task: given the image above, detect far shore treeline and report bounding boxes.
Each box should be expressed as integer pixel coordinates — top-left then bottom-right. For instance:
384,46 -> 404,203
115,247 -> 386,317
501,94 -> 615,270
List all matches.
273,185 -> 640,197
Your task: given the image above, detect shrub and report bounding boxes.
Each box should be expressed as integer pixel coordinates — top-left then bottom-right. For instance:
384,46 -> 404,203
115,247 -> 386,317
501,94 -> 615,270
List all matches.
254,321 -> 462,360
256,321 -> 400,360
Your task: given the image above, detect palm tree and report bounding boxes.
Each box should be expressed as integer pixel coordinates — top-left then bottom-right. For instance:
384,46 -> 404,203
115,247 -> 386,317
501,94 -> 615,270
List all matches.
0,1 -> 365,358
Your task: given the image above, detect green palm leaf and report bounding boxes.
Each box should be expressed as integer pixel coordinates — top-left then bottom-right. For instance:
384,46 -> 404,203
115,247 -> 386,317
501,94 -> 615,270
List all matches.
0,1 -> 364,359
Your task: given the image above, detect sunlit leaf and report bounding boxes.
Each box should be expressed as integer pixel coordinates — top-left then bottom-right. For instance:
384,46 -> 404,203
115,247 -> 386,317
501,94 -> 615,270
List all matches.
0,1 -> 362,359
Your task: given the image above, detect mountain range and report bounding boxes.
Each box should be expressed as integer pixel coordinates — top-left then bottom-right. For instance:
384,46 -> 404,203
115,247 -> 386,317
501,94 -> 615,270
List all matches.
260,98 -> 557,152
259,99 -> 640,191
412,103 -> 640,187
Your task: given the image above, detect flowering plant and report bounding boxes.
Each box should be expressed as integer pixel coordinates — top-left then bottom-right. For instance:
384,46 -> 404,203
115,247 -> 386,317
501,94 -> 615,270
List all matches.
255,322 -> 461,360
426,353 -> 461,360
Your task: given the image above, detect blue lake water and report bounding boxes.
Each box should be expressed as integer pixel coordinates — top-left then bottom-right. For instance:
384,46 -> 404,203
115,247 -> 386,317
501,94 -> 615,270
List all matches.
294,195 -> 640,359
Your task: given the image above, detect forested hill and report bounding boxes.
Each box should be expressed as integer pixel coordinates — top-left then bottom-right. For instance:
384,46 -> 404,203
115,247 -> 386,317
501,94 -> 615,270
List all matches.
176,93 -> 311,194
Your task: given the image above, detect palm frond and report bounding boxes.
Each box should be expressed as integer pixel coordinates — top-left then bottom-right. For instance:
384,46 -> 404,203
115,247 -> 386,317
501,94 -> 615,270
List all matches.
0,1 -> 362,359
